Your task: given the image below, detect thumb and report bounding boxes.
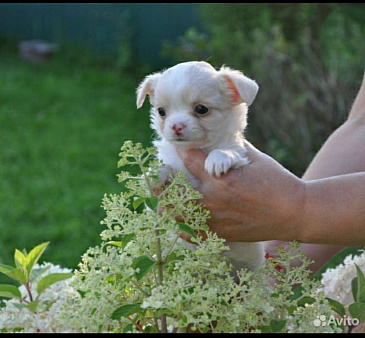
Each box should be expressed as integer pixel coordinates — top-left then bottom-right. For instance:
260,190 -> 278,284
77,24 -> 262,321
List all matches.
243,140 -> 267,162
176,148 -> 211,181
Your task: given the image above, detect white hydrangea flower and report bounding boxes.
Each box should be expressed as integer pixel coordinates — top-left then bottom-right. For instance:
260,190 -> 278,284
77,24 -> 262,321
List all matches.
320,251 -> 365,333
0,262 -> 78,333
320,251 -> 365,305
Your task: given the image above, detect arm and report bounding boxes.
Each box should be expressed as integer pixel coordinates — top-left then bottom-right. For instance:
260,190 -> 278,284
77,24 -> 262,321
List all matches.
268,72 -> 365,271
301,172 -> 365,246
177,144 -> 365,246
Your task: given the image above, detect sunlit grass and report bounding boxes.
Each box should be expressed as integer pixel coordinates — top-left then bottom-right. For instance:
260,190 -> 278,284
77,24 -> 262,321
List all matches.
0,43 -> 152,276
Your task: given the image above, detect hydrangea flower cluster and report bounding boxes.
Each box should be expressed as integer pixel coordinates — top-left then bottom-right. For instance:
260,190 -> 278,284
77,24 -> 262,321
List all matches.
0,141 -> 342,333
54,141 -> 339,333
321,251 -> 365,305
320,251 -> 365,333
0,262 -> 77,333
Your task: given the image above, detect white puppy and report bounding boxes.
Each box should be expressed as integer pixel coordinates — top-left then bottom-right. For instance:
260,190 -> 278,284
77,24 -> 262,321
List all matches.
136,61 -> 264,273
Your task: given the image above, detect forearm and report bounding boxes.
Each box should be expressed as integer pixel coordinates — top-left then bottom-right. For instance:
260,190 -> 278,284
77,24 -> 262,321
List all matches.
347,71 -> 365,123
302,119 -> 365,180
268,76 -> 365,271
298,172 -> 365,246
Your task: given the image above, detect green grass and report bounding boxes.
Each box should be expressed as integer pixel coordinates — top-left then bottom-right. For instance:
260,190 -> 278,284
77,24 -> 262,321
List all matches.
0,43 -> 153,277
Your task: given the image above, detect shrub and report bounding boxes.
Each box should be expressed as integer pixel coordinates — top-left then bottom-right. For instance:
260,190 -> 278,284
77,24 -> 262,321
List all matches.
0,142 -> 347,333
162,4 -> 365,176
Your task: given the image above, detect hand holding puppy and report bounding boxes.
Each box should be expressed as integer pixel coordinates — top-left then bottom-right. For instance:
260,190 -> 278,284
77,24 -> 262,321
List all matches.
176,141 -> 305,243
177,140 -> 365,247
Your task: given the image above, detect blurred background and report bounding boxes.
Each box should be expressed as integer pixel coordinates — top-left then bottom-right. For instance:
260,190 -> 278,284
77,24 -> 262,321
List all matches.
0,3 -> 364,275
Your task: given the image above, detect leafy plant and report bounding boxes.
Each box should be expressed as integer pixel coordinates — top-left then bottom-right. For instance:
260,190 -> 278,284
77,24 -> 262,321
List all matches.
320,250 -> 365,333
51,141 -> 340,333
0,242 -> 73,332
0,142 -> 347,333
346,265 -> 365,332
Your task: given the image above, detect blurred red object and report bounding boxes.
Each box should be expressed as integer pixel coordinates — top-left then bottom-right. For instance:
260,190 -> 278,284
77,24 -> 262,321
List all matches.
265,253 -> 284,272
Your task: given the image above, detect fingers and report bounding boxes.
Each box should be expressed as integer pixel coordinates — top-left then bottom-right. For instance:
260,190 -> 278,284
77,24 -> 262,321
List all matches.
176,147 -> 211,182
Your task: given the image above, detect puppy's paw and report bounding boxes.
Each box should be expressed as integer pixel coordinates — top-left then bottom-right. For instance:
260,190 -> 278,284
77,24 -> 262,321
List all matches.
205,149 -> 250,177
232,150 -> 250,168
205,149 -> 234,177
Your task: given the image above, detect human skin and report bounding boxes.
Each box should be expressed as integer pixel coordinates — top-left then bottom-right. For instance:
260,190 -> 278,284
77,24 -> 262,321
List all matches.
176,72 -> 365,271
266,72 -> 365,271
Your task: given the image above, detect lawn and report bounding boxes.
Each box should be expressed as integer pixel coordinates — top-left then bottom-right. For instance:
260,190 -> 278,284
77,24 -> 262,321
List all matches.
0,43 -> 153,277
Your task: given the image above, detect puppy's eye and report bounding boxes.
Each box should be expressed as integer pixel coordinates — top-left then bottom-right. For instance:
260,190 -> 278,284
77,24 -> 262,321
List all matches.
157,108 -> 166,117
195,104 -> 209,115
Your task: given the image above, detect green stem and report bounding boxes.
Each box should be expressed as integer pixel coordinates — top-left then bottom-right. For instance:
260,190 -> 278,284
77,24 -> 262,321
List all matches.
137,156 -> 168,333
137,157 -> 154,197
24,283 -> 33,302
155,229 -> 168,333
163,235 -> 180,263
131,279 -> 150,297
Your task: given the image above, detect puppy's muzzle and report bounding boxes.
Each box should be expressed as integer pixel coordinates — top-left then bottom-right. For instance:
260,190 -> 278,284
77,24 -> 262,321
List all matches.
172,123 -> 186,137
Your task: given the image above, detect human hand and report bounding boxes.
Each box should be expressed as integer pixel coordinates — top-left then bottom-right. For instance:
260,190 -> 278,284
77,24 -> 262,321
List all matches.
176,142 -> 306,243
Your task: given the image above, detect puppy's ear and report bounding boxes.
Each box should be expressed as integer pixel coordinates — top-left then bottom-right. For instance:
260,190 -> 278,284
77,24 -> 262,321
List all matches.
219,66 -> 259,106
136,72 -> 162,108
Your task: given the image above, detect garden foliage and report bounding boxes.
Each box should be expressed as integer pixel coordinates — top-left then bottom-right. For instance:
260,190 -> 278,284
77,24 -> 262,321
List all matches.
162,4 -> 365,176
2,142 -> 364,333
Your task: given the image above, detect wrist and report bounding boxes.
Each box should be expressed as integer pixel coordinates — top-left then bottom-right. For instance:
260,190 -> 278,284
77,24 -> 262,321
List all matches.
284,179 -> 307,243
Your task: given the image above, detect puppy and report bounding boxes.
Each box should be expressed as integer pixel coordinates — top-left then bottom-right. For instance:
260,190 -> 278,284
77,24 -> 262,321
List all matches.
136,61 -> 264,273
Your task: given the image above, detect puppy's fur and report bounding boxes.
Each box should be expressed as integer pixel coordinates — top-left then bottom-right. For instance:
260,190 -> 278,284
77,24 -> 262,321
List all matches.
137,61 -> 264,273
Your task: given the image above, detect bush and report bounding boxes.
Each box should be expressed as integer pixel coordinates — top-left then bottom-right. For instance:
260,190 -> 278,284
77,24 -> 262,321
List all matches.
0,142 -> 347,333
162,4 -> 365,176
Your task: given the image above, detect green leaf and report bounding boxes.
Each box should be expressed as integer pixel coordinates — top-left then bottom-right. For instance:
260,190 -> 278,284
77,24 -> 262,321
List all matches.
105,273 -> 122,283
14,250 -> 26,269
133,256 -> 156,281
11,302 -> 27,311
270,319 -> 286,333
133,197 -> 145,210
144,325 -> 157,333
351,264 -> 365,303
30,264 -> 51,283
107,241 -> 122,247
26,299 -> 40,313
122,323 -> 134,333
349,302 -> 365,323
111,304 -> 142,320
108,234 -> 136,250
144,196 -> 159,211
0,264 -> 28,284
36,272 -> 73,295
326,297 -> 346,317
24,242 -> 50,277
257,325 -> 271,333
121,233 -> 136,249
166,252 -> 185,263
177,223 -> 197,239
0,284 -> 22,299
296,296 -> 316,307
